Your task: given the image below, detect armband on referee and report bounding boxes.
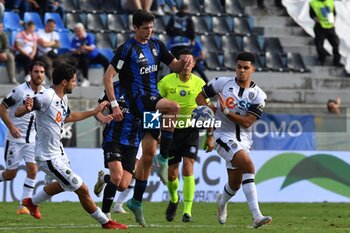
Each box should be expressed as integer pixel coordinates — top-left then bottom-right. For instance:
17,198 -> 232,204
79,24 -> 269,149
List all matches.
110,100 -> 119,108
223,107 -> 230,115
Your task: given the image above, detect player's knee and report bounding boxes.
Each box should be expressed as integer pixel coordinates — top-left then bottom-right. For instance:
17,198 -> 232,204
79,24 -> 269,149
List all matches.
110,175 -> 122,186
5,170 -> 17,180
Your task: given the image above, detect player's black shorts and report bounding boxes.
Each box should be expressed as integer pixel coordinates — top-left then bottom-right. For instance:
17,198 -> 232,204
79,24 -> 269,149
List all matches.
168,127 -> 199,166
103,143 -> 138,173
130,93 -> 163,118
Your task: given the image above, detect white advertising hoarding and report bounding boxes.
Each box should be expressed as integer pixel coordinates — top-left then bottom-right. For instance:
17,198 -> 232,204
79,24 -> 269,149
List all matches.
1,148 -> 350,203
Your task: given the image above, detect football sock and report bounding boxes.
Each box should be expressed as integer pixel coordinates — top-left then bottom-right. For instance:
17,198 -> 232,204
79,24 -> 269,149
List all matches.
160,130 -> 173,159
0,170 -> 4,181
132,179 -> 147,203
116,178 -> 135,203
91,207 -> 109,224
31,188 -> 51,205
103,174 -> 110,183
102,181 -> 118,213
242,173 -> 262,219
220,182 -> 237,206
183,175 -> 195,215
167,177 -> 179,203
21,177 -> 36,205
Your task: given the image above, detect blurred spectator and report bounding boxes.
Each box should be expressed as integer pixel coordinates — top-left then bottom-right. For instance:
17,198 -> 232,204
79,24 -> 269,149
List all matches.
257,0 -> 265,9
153,0 -> 178,15
71,23 -> 109,87
327,97 -> 341,114
0,0 -> 5,21
5,0 -> 39,18
37,19 -> 62,82
0,22 -> 17,84
166,3 -> 195,58
48,0 -> 65,22
121,0 -> 153,12
310,0 -> 342,67
191,39 -> 208,83
14,21 -> 38,80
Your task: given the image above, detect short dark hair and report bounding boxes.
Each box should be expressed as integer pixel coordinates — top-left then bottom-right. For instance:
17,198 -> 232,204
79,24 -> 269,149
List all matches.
52,63 -> 77,85
236,52 -> 256,65
25,21 -> 35,28
178,48 -> 193,56
46,19 -> 56,24
133,9 -> 155,27
28,61 -> 46,72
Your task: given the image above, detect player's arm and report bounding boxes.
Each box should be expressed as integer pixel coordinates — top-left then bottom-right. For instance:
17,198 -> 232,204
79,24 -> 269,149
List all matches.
0,103 -> 21,138
103,65 -> 123,121
218,94 -> 258,128
168,55 -> 193,73
65,100 -> 109,123
15,97 -> 35,117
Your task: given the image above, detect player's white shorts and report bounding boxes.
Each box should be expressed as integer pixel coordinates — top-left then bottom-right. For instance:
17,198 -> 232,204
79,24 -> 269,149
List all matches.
38,155 -> 83,191
214,135 -> 250,170
4,140 -> 36,170
136,142 -> 142,160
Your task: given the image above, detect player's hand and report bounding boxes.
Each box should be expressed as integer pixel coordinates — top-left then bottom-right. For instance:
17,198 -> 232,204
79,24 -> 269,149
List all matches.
9,126 -> 21,138
24,97 -> 33,112
113,106 -> 123,121
205,135 -> 214,152
218,94 -> 226,112
95,100 -> 109,113
100,114 -> 113,124
181,54 -> 194,69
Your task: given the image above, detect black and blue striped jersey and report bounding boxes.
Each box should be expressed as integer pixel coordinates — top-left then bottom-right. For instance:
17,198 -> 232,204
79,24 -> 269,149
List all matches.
99,81 -> 141,148
110,37 -> 174,113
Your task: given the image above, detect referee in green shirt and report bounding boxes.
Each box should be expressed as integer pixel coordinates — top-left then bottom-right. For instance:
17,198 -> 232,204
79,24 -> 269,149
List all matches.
158,49 -> 214,223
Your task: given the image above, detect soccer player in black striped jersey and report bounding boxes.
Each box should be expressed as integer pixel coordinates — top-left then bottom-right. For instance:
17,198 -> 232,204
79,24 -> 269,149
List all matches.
0,61 -> 46,215
196,52 -> 272,228
103,9 -> 194,226
93,81 -> 142,219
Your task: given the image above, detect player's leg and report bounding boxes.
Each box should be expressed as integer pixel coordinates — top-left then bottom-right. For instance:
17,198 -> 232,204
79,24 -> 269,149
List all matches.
113,149 -> 141,214
181,157 -> 195,222
165,162 -> 179,221
18,162 -> 37,214
102,160 -> 123,218
216,168 -> 241,224
232,149 -> 272,228
154,98 -> 180,184
127,133 -> 157,227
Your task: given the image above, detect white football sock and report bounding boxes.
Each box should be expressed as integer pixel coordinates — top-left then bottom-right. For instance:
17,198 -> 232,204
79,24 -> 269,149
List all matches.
91,207 -> 109,224
242,173 -> 263,219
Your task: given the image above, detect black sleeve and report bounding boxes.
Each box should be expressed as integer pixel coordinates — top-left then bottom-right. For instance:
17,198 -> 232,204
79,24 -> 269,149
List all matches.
110,45 -> 124,72
248,102 -> 265,119
158,39 -> 175,66
2,96 -> 16,108
202,84 -> 216,98
165,16 -> 174,36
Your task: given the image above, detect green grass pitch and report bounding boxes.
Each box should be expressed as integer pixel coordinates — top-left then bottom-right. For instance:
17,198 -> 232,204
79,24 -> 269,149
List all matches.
0,202 -> 350,232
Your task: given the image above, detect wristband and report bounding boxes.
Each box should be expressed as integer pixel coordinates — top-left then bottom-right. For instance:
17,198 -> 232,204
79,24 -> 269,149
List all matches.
110,100 -> 119,108
223,107 -> 230,115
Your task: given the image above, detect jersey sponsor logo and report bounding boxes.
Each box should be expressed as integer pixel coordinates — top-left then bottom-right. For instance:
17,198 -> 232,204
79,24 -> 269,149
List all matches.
117,60 -> 124,70
139,53 -> 145,59
190,146 -> 196,154
55,111 -> 62,123
140,64 -> 158,75
180,90 -> 186,96
143,110 -> 161,129
248,91 -> 255,100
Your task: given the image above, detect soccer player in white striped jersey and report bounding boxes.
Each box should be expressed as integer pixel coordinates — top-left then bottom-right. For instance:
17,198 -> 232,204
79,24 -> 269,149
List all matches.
196,52 -> 272,228
0,61 -> 46,215
15,63 -> 127,230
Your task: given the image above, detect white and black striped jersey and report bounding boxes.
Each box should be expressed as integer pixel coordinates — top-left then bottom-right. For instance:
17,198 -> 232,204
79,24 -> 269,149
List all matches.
32,87 -> 70,161
1,82 -> 45,143
203,77 -> 267,145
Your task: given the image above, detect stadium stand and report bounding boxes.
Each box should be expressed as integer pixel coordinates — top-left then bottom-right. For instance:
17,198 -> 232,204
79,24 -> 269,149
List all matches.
23,12 -> 44,30
3,12 -> 23,31
44,13 -> 68,32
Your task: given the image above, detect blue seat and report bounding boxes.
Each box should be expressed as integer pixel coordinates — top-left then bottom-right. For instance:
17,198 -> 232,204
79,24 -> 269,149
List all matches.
204,0 -> 225,16
24,12 -> 44,30
86,13 -> 107,32
224,0 -> 245,17
98,48 -> 114,62
57,31 -> 71,54
107,13 -> 129,33
95,32 -> 116,49
266,52 -> 288,72
192,15 -> 212,35
44,12 -> 68,32
3,12 -> 23,31
233,16 -> 253,36
206,51 -> 226,71
212,16 -> 234,35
